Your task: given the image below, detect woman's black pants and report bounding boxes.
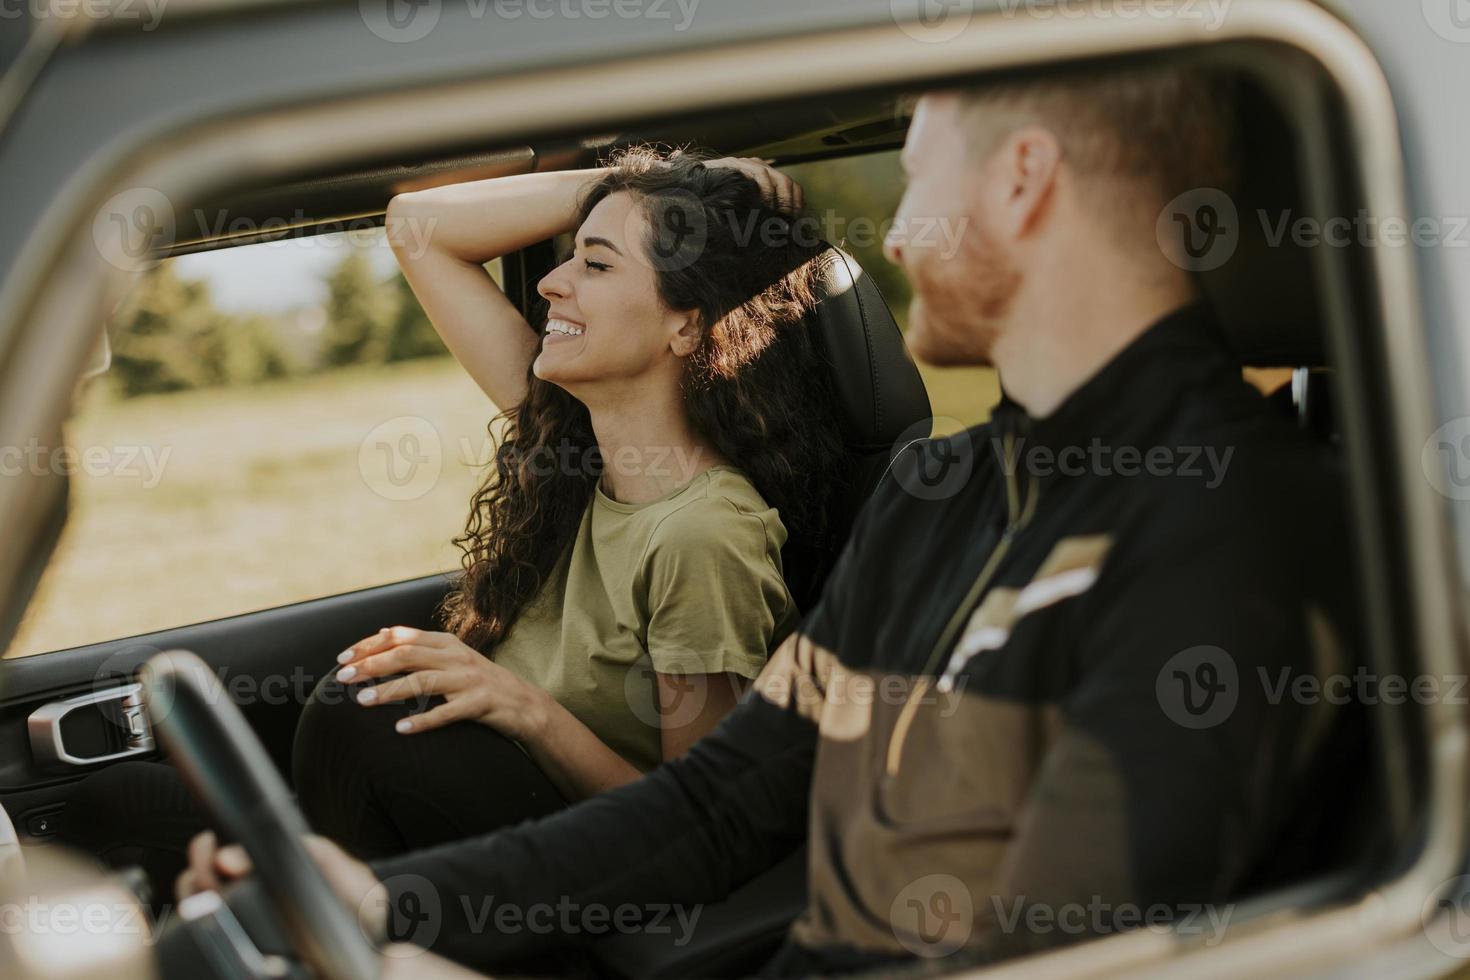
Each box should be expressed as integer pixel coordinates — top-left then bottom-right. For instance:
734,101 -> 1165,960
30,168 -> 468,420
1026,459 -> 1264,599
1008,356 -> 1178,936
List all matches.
55,669 -> 568,911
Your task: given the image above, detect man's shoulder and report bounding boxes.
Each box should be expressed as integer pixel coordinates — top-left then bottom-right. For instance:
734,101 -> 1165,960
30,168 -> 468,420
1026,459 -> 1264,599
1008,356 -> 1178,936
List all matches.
1117,395 -> 1347,562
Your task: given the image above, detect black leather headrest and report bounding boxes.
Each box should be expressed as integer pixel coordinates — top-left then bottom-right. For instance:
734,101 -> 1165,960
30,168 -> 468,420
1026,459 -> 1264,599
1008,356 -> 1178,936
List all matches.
807,244 -> 932,450
1198,79 -> 1327,368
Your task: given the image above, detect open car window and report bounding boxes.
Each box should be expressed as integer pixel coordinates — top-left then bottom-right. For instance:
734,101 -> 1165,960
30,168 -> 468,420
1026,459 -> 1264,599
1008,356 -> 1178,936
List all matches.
3,232 -> 503,659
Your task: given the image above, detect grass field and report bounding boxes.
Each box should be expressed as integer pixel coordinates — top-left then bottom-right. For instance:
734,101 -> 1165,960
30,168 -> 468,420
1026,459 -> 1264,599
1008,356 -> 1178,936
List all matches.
4,356 -> 998,659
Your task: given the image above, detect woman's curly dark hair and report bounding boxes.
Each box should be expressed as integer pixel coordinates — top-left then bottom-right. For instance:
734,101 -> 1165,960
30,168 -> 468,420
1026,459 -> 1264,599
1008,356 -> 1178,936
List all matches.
439,146 -> 849,652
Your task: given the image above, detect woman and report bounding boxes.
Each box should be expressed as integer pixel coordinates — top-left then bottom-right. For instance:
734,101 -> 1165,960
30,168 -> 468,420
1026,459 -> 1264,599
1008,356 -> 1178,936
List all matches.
293,149 -> 846,857
59,149 -> 845,892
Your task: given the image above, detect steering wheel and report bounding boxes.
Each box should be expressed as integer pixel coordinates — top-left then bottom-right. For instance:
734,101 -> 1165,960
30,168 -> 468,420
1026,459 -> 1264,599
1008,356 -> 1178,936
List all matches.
139,649 -> 381,980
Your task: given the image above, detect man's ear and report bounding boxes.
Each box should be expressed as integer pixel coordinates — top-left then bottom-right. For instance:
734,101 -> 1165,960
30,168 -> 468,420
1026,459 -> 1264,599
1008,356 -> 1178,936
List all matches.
995,124 -> 1062,239
669,312 -> 702,358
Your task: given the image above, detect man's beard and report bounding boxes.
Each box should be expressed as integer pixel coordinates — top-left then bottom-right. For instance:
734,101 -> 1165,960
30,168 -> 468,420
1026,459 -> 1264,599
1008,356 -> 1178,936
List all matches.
906,227 -> 1020,366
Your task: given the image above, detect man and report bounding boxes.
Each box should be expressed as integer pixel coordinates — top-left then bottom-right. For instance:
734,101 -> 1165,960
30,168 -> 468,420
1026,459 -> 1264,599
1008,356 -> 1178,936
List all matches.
179,65 -> 1358,975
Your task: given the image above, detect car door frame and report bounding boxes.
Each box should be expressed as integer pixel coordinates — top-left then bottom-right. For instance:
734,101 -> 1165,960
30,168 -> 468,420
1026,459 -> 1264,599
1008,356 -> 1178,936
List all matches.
0,0 -> 1462,975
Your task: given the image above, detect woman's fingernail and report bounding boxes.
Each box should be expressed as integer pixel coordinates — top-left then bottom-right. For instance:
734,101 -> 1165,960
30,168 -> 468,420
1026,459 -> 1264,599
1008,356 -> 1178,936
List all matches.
337,649 -> 355,664
396,719 -> 413,734
356,687 -> 377,705
338,666 -> 357,682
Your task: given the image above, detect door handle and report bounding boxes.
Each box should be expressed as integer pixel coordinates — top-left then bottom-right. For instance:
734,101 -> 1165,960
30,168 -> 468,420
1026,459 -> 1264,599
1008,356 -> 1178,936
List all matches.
27,683 -> 156,768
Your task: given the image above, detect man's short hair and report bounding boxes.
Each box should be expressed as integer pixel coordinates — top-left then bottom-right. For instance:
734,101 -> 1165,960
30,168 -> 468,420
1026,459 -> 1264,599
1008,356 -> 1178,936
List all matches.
955,61 -> 1239,206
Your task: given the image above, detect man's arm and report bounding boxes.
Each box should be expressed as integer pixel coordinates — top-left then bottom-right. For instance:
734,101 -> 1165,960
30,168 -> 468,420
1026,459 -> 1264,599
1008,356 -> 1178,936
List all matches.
370,640 -> 820,971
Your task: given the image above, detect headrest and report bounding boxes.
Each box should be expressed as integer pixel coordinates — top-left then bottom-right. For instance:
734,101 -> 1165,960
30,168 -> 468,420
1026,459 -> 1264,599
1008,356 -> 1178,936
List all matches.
807,244 -> 932,451
1197,79 -> 1328,368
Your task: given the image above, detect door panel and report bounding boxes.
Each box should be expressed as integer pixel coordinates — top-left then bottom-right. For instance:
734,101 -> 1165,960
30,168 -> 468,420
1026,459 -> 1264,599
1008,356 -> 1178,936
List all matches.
0,572 -> 454,844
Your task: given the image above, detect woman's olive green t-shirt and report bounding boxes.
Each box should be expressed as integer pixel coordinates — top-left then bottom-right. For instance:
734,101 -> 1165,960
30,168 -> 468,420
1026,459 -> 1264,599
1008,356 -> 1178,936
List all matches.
490,465 -> 799,773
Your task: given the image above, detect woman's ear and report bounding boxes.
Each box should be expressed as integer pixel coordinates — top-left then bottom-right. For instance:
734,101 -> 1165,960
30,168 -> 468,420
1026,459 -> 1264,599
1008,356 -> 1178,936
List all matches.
669,313 -> 702,358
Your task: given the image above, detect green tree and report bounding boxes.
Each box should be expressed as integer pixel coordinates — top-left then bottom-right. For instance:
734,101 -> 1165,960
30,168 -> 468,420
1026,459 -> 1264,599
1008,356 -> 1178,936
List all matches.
784,151 -> 913,327
384,272 -> 448,362
319,251 -> 396,367
105,262 -> 298,396
107,263 -> 232,396
217,313 -> 294,385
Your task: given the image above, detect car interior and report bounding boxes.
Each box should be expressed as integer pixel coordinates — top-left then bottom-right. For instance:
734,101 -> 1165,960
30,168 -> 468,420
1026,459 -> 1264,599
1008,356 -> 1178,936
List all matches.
0,46 -> 1425,977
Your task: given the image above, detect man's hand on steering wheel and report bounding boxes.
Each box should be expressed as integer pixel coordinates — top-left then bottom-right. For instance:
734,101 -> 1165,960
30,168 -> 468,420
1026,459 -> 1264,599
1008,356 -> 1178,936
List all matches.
176,830 -> 390,941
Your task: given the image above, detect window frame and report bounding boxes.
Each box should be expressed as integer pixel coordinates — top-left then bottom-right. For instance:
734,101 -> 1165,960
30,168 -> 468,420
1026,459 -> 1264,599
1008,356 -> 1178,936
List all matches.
0,2 -> 1458,973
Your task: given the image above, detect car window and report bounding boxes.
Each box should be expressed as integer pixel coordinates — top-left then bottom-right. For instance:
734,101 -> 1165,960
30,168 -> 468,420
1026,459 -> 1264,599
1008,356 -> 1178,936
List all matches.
3,229 -> 502,659
787,152 -> 1300,422
781,150 -> 1000,437
16,149 -> 1265,660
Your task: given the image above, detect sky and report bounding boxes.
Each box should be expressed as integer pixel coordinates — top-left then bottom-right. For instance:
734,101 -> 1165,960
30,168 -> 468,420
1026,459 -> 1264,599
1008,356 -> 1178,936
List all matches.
171,231 -> 401,314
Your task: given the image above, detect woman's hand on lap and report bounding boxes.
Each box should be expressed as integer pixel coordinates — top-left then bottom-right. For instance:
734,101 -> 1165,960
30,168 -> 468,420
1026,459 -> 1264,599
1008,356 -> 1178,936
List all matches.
336,626 -> 551,742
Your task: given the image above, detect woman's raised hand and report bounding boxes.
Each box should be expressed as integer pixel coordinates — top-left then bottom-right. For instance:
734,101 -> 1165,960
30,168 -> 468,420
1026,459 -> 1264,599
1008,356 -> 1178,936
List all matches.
335,626 -> 552,741
705,157 -> 805,216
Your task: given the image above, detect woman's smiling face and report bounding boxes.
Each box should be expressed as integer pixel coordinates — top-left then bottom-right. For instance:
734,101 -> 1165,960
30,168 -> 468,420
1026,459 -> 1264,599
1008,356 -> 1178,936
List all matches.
532,190 -> 697,392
